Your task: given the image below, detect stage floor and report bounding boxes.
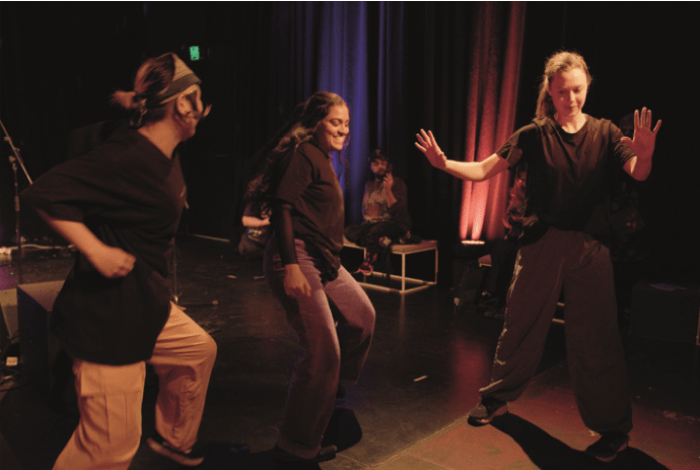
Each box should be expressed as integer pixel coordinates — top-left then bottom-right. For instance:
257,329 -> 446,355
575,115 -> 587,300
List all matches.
1,235 -> 698,469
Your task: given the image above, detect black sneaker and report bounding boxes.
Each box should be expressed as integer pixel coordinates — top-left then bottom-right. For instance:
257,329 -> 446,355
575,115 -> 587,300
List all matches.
272,444 -> 337,463
467,396 -> 508,426
147,430 -> 205,466
585,432 -> 629,463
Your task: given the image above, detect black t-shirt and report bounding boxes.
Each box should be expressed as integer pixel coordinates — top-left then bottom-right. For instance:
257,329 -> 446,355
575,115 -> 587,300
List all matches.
21,127 -> 186,365
497,115 -> 635,243
273,141 -> 344,275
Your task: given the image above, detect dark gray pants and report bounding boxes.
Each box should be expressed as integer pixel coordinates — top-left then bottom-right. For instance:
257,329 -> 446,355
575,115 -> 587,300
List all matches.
480,227 -> 632,434
264,237 -> 376,458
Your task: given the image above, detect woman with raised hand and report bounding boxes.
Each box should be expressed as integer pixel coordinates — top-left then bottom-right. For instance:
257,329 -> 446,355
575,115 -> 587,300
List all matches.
416,51 -> 660,464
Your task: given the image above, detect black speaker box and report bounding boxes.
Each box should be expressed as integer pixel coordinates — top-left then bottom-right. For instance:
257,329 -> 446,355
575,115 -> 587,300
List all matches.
17,280 -> 75,402
0,288 -> 19,353
630,281 -> 700,345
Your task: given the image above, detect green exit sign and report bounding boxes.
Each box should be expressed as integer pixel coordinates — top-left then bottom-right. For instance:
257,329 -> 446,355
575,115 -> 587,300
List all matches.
189,46 -> 201,61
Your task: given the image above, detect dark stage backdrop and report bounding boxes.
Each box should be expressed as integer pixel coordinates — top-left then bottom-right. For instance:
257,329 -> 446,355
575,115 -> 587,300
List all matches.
0,2 -> 697,284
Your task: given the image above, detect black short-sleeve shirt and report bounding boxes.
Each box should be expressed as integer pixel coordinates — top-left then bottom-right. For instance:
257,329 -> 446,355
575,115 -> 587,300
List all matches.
21,127 -> 186,365
496,115 -> 635,243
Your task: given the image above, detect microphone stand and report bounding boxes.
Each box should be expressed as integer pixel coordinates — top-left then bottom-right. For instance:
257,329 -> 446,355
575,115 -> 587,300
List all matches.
1,118 -> 33,285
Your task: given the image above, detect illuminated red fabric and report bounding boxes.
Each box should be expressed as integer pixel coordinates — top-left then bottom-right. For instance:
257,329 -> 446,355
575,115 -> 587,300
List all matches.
460,2 -> 525,241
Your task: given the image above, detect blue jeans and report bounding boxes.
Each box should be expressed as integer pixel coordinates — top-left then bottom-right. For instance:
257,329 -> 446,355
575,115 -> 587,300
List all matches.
264,237 -> 376,458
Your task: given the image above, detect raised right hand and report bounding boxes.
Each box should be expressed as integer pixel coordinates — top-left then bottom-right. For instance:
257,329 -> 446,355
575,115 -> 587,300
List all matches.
415,129 -> 447,170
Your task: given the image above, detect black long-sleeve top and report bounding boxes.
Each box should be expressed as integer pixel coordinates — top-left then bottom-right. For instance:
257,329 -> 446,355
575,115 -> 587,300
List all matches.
271,141 -> 344,281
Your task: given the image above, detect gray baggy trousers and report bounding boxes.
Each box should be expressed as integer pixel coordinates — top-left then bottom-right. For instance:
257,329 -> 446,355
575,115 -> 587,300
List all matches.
264,237 -> 376,458
480,227 -> 633,434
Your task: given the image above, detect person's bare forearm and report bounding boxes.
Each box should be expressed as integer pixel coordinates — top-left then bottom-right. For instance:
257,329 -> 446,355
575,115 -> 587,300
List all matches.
242,215 -> 271,228
624,156 -> 652,181
416,129 -> 509,181
443,154 -> 510,181
36,209 -> 105,257
35,209 -> 135,278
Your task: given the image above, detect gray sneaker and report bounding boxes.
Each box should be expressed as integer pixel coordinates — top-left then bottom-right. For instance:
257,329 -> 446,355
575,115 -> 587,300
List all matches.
467,396 -> 508,426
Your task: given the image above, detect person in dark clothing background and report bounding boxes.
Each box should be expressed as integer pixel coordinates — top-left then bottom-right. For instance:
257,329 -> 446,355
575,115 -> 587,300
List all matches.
21,52 -> 216,469
609,112 -> 648,315
416,50 -> 661,464
344,149 -> 412,275
478,164 -> 527,318
238,200 -> 272,259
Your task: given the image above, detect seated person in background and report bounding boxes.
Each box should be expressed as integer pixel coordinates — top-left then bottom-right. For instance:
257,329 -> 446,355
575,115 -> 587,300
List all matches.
479,165 -> 526,317
609,113 -> 647,315
344,149 -> 412,275
238,201 -> 272,259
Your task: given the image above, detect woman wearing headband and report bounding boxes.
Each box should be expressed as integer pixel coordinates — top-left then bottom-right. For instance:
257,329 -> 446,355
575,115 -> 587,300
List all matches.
22,52 -> 215,469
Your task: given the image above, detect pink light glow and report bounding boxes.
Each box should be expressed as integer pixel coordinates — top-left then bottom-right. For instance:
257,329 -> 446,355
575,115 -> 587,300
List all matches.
458,2 -> 525,242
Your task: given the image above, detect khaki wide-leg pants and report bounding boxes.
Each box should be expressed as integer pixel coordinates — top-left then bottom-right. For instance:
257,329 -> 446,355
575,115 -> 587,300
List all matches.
53,303 -> 217,470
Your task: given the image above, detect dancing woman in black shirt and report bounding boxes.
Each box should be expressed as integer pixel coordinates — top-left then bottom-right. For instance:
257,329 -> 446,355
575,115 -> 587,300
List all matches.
416,51 -> 660,463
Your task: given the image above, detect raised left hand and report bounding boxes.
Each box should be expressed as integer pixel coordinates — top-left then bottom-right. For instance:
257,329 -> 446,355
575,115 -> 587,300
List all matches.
415,129 -> 448,170
621,107 -> 662,160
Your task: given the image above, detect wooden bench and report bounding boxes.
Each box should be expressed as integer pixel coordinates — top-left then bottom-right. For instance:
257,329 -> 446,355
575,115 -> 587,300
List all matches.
342,238 -> 438,294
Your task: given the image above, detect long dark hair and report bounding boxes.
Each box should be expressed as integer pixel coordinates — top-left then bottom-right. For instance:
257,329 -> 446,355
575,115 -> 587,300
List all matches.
245,91 -> 347,203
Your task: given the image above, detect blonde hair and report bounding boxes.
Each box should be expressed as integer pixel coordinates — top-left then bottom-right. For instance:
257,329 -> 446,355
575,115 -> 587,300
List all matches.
535,51 -> 592,120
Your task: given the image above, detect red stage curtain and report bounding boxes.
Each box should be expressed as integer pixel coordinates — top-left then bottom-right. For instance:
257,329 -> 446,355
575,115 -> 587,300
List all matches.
460,2 -> 526,241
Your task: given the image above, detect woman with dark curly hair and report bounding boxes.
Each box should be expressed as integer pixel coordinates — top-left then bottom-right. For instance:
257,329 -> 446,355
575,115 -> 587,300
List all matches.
249,91 -> 375,463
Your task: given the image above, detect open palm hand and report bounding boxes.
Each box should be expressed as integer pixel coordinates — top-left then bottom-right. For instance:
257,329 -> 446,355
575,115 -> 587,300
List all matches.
621,107 -> 661,161
415,129 -> 447,169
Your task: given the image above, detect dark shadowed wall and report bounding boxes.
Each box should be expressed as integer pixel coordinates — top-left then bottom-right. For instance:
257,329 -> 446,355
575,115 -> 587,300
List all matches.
0,2 -> 697,284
